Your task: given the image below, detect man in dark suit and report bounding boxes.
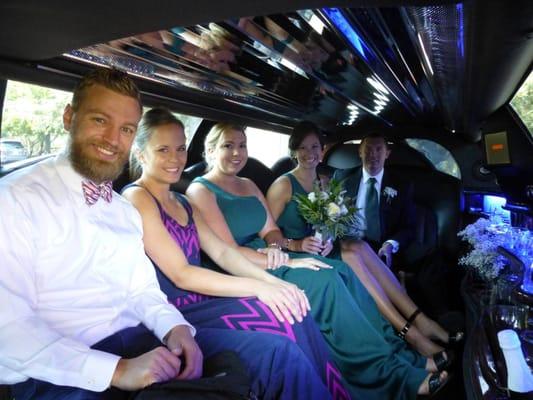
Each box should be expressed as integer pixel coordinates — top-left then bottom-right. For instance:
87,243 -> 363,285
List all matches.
334,132 -> 415,267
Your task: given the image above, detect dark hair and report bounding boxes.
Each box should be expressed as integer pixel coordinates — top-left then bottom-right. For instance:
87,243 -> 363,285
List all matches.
71,67 -> 142,112
129,108 -> 185,180
360,132 -> 390,148
288,121 -> 324,156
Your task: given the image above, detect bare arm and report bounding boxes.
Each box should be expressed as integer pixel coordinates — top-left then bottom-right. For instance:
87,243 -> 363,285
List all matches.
266,175 -> 292,221
187,181 -> 274,268
123,186 -> 269,297
266,177 -> 324,254
188,179 -> 332,270
123,187 -> 309,322
192,200 -> 278,281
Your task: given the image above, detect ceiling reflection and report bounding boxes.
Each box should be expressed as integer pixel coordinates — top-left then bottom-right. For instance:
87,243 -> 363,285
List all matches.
67,5 -> 464,131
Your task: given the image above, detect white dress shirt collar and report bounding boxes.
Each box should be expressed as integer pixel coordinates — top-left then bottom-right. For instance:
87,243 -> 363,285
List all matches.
362,167 -> 384,190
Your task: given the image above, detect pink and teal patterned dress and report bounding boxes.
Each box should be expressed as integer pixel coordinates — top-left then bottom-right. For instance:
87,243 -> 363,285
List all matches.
122,184 -> 350,400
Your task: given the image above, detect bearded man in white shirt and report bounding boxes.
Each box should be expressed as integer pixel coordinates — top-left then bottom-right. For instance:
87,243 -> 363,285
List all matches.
0,68 -> 204,399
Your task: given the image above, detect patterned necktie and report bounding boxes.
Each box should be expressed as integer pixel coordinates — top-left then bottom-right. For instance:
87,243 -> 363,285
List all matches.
364,177 -> 381,242
81,180 -> 113,206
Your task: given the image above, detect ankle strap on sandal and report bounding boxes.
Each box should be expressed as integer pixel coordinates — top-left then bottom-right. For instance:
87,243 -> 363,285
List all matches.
397,322 -> 411,340
407,308 -> 422,325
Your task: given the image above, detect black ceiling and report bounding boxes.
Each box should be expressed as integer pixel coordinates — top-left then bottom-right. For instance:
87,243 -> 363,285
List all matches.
0,0 -> 532,142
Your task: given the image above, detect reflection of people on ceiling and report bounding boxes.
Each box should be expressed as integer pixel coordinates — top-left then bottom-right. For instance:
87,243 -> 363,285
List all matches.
238,15 -> 347,75
108,29 -> 239,74
107,28 -> 257,97
163,27 -> 239,73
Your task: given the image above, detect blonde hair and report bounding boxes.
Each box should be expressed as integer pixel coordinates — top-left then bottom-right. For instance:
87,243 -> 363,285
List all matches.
203,122 -> 246,169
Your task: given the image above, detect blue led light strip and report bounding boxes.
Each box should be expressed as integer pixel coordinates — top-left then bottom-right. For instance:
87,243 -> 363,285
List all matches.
322,8 -> 368,62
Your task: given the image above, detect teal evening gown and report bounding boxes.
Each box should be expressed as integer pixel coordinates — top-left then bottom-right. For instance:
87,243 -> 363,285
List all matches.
193,177 -> 427,400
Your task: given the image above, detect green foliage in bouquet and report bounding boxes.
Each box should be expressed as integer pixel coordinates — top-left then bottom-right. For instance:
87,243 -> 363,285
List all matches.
293,178 -> 361,241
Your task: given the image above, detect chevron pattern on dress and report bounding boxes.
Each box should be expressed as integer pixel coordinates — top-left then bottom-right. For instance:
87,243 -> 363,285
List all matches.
173,293 -> 213,308
326,361 -> 350,400
221,297 -> 296,342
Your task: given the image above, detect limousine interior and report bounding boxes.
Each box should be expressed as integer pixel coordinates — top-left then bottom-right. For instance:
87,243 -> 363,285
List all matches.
1,0 -> 532,399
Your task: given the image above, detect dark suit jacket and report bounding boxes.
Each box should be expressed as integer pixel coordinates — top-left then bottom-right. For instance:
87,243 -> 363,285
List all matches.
333,166 -> 416,251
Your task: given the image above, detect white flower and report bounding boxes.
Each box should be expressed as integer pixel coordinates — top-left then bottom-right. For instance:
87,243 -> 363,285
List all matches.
319,191 -> 329,200
382,186 -> 397,204
307,192 -> 316,202
457,215 -> 509,282
327,202 -> 341,219
383,186 -> 397,199
340,204 -> 348,216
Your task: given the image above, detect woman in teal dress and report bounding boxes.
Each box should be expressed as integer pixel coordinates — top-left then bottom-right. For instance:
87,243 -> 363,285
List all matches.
266,121 -> 459,358
186,122 -> 449,399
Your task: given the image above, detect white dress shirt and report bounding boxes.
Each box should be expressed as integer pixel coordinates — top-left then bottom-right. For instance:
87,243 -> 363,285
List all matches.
355,168 -> 399,252
0,154 -> 193,391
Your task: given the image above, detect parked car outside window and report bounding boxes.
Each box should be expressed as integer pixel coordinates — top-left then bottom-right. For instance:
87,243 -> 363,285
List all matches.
0,139 -> 28,164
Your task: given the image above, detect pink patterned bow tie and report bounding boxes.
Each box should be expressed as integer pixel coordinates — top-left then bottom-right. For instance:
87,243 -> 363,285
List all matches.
81,180 -> 113,206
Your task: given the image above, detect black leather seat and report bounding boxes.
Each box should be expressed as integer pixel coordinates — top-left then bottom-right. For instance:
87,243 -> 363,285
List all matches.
271,156 -> 295,178
114,157 -> 275,196
0,386 -> 10,400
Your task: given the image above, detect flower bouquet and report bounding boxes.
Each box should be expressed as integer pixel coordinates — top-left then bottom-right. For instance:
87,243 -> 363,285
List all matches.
293,178 -> 363,242
457,216 -> 507,282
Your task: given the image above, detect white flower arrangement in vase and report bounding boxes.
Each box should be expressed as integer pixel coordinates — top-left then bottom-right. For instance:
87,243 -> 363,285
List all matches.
458,216 -> 507,282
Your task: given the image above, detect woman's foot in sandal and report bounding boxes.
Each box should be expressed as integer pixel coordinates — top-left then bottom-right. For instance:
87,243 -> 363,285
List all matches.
425,350 -> 453,372
418,371 -> 449,396
409,309 -> 463,345
403,324 -> 445,357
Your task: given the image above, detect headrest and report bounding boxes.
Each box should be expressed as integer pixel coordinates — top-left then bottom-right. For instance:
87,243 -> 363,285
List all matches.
325,142 -> 432,170
271,156 -> 296,178
239,157 -> 275,194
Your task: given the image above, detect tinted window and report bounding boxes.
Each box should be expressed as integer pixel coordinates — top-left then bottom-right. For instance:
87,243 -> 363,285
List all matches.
245,127 -> 289,167
405,138 -> 461,179
510,70 -> 533,137
1,80 -> 71,166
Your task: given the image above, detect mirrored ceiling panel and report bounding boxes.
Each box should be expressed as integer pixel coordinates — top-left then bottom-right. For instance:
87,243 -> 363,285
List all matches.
67,5 -> 464,130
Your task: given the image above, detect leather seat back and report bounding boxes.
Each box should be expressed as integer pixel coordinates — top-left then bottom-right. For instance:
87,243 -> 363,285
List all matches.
396,166 -> 463,265
271,156 -> 295,178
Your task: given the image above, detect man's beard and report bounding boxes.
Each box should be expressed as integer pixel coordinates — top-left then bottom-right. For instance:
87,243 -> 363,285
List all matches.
68,134 -> 128,183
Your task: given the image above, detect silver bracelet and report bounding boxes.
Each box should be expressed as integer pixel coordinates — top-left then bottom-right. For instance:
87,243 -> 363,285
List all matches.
267,242 -> 282,250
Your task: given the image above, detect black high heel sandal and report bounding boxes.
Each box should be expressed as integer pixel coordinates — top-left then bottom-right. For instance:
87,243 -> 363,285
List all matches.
432,350 -> 454,372
426,371 -> 449,396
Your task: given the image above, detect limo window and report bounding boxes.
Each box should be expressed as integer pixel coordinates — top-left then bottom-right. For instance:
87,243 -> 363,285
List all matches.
510,70 -> 532,136
405,138 -> 461,179
245,126 -> 289,167
1,80 -> 71,167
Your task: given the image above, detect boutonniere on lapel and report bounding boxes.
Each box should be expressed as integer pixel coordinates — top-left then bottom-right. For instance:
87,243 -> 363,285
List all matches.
382,186 -> 398,204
